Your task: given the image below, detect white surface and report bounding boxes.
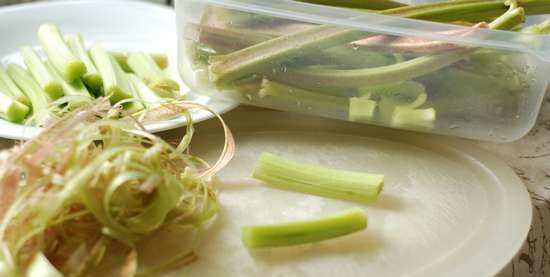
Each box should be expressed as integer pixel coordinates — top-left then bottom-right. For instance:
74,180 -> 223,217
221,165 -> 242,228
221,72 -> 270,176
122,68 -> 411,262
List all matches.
181,111 -> 532,277
0,0 -> 237,140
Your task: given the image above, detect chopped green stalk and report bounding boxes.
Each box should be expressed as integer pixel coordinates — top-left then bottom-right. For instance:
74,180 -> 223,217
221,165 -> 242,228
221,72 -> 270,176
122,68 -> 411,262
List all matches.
253,152 -> 384,203
65,33 -> 103,93
209,0 -> 529,84
38,24 -> 86,82
127,74 -> 165,107
0,69 -> 30,107
27,252 -> 63,277
267,5 -> 523,89
391,107 -> 436,129
274,50 -> 469,89
241,208 -> 368,248
259,79 -> 348,111
111,52 -> 133,72
89,44 -> 132,103
0,89 -> 29,123
45,61 -> 92,109
151,53 -> 169,70
21,47 -> 63,100
112,52 -> 169,72
127,52 -> 179,95
7,64 -> 50,113
349,97 -> 377,122
296,0 -> 406,10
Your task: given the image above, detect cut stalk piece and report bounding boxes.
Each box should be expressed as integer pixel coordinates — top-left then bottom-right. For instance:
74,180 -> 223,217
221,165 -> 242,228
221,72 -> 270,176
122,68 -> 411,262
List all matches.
0,68 -> 30,107
349,97 -> 377,122
272,50 -> 469,89
0,89 -> 29,123
45,61 -> 92,109
38,23 -> 86,82
7,64 -> 50,114
209,0 -> 527,84
241,208 -> 368,248
127,52 -> 179,95
127,74 -> 165,107
89,44 -> 132,103
65,33 -> 103,93
112,52 -> 169,72
21,47 -> 63,100
391,107 -> 436,129
259,79 -> 348,111
253,152 -> 384,203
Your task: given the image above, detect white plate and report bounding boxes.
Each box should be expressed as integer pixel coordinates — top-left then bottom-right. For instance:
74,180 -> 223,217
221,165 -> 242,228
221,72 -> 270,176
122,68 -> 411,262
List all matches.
179,111 -> 532,277
0,0 -> 238,140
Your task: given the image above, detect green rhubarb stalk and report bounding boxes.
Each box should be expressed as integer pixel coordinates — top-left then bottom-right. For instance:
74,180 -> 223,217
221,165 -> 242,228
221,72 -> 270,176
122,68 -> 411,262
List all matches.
241,208 -> 367,248
259,79 -> 349,110
126,52 -> 179,95
89,44 -> 132,103
21,47 -> 63,100
209,0 -> 533,84
38,24 -> 86,82
296,0 -> 405,10
273,50 -> 470,89
111,52 -> 169,72
0,68 -> 30,107
194,24 -> 393,69
127,74 -> 165,107
45,61 -> 92,109
0,88 -> 29,123
7,64 -> 50,114
65,33 -> 103,93
267,5 -> 524,89
349,96 -> 377,122
391,106 -> 436,129
253,152 -> 384,203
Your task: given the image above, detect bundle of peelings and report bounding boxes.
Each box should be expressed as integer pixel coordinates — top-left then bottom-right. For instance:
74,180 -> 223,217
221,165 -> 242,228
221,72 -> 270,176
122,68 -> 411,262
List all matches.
0,99 -> 234,277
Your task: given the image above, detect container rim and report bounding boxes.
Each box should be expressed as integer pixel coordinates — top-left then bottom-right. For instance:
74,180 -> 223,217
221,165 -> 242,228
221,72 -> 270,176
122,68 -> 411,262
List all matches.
190,0 -> 550,61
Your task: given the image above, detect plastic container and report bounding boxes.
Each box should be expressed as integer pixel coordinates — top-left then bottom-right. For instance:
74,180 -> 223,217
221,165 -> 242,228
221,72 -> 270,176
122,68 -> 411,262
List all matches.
175,0 -> 550,141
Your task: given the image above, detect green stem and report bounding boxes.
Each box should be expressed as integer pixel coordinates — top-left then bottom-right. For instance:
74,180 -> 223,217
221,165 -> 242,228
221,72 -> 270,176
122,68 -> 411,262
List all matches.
259,79 -> 349,110
267,5 -> 523,89
65,33 -> 103,93
0,90 -> 29,123
7,64 -> 50,114
272,50 -> 469,88
89,44 -> 132,104
111,52 -> 169,72
38,24 -> 86,82
241,208 -> 368,248
253,152 -> 384,203
209,0 -> 536,84
21,47 -> 63,100
0,68 -> 30,107
349,97 -> 377,122
45,61 -> 92,109
127,52 -> 179,95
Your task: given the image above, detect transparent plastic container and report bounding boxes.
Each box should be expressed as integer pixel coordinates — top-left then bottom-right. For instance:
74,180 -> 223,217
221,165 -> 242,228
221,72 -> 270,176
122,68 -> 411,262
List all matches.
175,0 -> 550,141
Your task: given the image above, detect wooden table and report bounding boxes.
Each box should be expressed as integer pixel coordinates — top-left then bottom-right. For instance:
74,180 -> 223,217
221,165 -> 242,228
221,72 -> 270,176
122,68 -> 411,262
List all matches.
479,92 -> 550,277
